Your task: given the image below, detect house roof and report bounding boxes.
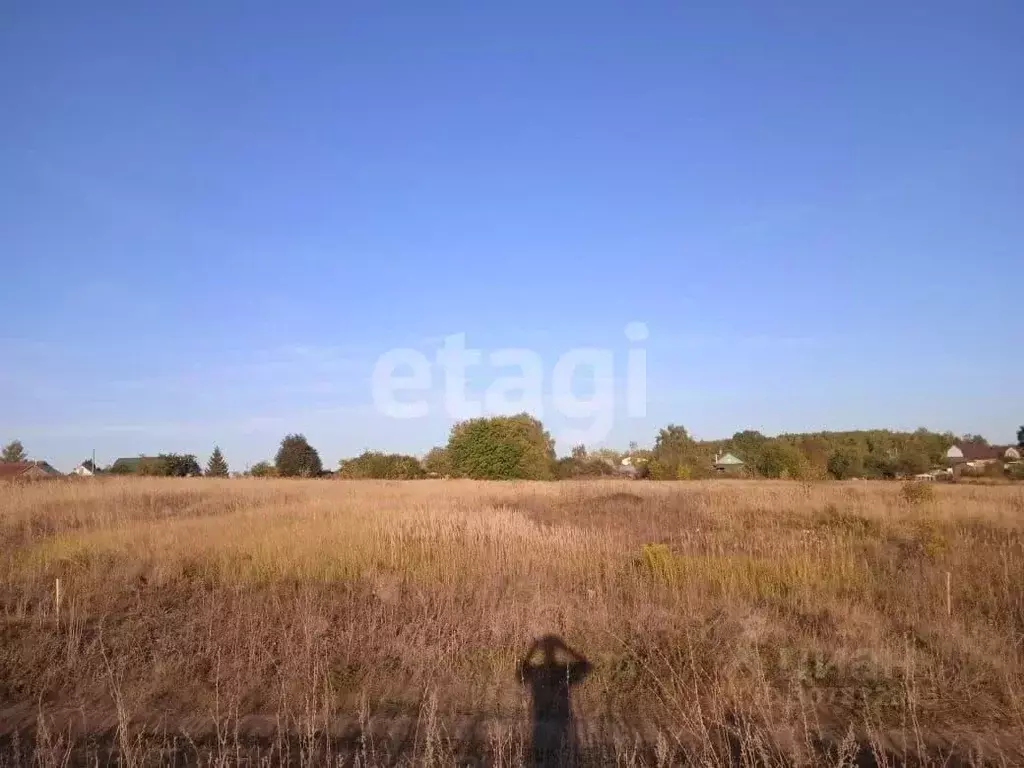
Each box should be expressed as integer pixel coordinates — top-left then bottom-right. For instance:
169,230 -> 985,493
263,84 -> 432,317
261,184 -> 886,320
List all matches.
714,452 -> 744,466
954,443 -> 1002,461
110,456 -> 164,471
0,461 -> 61,478
0,462 -> 35,479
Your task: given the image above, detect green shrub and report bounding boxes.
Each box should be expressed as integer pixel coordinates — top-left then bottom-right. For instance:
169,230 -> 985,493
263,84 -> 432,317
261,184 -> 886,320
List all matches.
554,457 -> 616,479
446,414 -> 555,480
338,451 -> 425,479
827,449 -> 863,480
274,434 -> 323,477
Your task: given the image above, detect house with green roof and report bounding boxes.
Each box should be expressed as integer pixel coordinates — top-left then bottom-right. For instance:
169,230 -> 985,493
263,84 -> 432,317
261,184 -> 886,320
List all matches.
713,452 -> 745,474
108,456 -> 166,475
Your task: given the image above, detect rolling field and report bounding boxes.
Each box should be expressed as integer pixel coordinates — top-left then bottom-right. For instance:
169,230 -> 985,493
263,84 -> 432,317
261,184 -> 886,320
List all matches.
1,478 -> 1023,766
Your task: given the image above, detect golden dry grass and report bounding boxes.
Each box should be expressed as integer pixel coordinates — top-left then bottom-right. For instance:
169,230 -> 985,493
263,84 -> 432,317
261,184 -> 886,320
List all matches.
1,477 -> 1023,766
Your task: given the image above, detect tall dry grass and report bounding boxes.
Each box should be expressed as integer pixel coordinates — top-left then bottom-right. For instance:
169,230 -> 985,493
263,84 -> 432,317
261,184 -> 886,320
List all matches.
1,477 -> 1023,766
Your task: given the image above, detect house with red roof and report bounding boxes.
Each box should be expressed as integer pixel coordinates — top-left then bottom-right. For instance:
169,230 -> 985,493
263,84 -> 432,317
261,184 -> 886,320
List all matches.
0,461 -> 62,480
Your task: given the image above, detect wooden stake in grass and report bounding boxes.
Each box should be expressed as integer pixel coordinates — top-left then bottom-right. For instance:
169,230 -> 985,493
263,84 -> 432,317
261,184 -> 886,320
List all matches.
54,578 -> 61,619
946,571 -> 952,618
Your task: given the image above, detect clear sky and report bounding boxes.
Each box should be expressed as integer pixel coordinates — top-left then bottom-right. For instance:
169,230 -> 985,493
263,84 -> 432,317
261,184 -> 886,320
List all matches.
2,1 -> 1022,471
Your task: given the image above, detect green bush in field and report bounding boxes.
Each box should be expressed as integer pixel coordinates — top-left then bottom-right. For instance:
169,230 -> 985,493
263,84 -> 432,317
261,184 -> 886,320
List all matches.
275,434 -> 323,477
827,449 -> 864,480
422,446 -> 452,476
756,441 -> 808,479
446,413 -> 555,480
338,451 -> 425,479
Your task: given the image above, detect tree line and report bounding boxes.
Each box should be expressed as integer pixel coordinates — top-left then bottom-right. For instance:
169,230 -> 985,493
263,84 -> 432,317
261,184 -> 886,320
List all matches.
329,419 -> 1024,481
5,422 -> 1024,481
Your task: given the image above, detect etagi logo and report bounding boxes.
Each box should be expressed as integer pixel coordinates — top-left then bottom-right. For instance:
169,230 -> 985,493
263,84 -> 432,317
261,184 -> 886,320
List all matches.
370,323 -> 648,444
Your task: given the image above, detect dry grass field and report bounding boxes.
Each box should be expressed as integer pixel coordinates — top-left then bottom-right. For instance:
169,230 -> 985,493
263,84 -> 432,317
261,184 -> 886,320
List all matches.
1,478 -> 1023,766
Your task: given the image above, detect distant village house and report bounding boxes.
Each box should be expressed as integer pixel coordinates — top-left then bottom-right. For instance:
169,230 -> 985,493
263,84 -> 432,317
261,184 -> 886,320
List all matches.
109,456 -> 165,474
713,452 -> 745,473
0,461 -> 62,480
946,444 -> 1020,467
945,443 -> 1021,475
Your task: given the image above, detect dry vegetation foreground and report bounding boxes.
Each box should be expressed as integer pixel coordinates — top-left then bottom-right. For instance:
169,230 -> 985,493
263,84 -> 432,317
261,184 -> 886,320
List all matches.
1,479 -> 1023,766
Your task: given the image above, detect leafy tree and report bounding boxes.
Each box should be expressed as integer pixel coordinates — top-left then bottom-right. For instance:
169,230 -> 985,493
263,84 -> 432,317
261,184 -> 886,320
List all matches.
554,456 -> 616,479
158,453 -> 201,477
275,434 -> 323,477
206,446 -> 229,477
649,424 -> 712,480
896,449 -> 930,477
960,433 -> 989,447
2,440 -> 27,463
249,461 -> 276,477
571,444 -> 587,460
827,449 -> 864,480
446,414 -> 555,480
755,441 -> 807,479
863,454 -> 898,479
337,451 -> 425,479
655,424 -> 691,453
589,447 -> 624,464
1018,425 -> 1024,448
423,446 -> 452,477
729,430 -> 767,463
796,435 -> 831,475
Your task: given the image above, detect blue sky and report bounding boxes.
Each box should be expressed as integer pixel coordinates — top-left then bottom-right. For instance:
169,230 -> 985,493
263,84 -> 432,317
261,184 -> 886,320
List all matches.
2,1 -> 1022,471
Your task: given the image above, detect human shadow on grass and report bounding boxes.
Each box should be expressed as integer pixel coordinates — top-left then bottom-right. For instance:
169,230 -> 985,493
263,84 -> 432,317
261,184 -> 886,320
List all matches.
518,634 -> 592,767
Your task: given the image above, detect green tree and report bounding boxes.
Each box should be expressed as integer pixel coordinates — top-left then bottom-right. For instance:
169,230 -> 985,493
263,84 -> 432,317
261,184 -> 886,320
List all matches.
158,453 -> 201,477
423,446 -> 452,477
896,448 -> 930,477
1017,425 -> 1024,448
650,424 -> 712,480
337,451 -> 425,479
446,414 -> 555,480
730,430 -> 767,464
589,447 -> 623,464
655,424 -> 691,453
206,446 -> 229,477
249,461 -> 276,477
755,441 -> 807,479
554,455 -> 616,479
2,440 -> 27,462
827,449 -> 864,480
275,434 -> 323,477
863,454 -> 898,479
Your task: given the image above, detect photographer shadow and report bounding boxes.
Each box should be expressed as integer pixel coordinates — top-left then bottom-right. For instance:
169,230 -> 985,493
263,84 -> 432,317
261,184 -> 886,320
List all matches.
518,635 -> 592,767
